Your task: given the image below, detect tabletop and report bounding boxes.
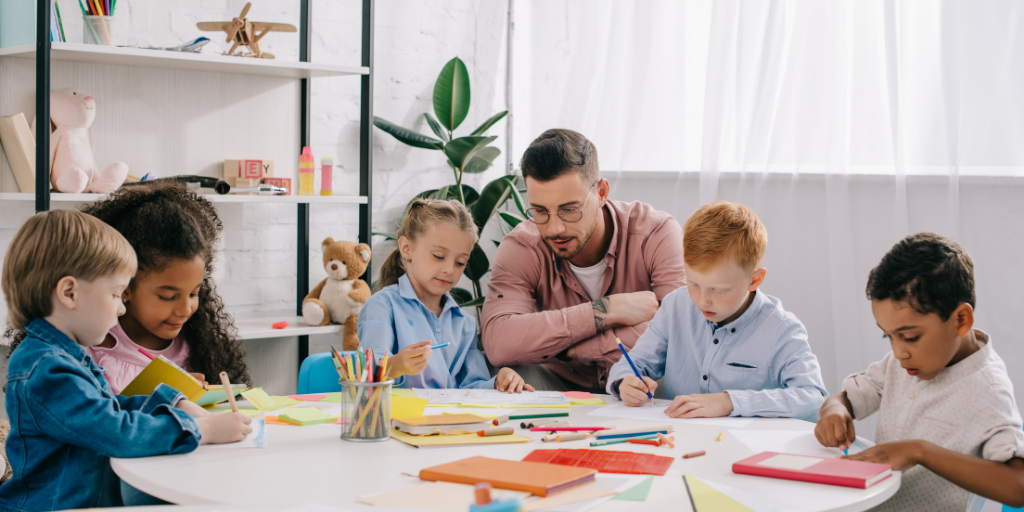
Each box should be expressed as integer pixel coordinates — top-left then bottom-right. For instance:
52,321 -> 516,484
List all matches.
112,398 -> 900,512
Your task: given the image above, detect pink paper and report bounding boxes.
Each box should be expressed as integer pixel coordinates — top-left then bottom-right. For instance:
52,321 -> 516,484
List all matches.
288,394 -> 328,402
562,391 -> 596,399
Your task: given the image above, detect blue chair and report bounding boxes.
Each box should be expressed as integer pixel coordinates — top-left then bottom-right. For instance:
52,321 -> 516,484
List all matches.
297,352 -> 343,394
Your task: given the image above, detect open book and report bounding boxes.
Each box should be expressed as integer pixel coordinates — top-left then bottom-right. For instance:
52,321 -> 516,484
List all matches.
119,355 -> 247,406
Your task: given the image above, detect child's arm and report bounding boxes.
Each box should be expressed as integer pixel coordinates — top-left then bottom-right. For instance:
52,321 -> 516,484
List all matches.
723,322 -> 828,419
844,442 -> 1024,507
605,294 -> 675,403
815,391 -> 858,449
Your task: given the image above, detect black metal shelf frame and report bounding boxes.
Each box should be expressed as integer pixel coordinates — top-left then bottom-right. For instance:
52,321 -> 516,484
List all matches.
31,0 -> 374,372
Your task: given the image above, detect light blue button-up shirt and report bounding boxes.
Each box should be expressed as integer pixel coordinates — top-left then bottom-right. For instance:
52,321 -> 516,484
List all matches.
606,288 -> 828,422
357,274 -> 496,390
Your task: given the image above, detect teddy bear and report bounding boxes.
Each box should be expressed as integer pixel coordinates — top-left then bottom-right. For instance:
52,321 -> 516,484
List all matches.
302,238 -> 372,351
47,88 -> 129,193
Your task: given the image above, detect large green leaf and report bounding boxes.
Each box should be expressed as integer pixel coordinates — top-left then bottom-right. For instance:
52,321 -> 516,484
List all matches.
372,231 -> 398,241
506,179 -> 529,216
463,243 -> 490,282
497,211 -> 524,229
373,116 -> 444,150
433,57 -> 471,132
444,136 -> 497,172
462,146 -> 501,174
471,175 -> 517,234
449,287 -> 473,305
470,111 -> 508,136
423,113 -> 450,143
458,296 -> 486,308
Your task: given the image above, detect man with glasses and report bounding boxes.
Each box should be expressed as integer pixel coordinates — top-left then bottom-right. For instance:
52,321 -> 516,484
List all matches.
482,129 -> 686,392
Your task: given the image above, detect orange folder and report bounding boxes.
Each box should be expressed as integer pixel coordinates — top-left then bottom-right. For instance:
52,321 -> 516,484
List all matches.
418,456 -> 597,497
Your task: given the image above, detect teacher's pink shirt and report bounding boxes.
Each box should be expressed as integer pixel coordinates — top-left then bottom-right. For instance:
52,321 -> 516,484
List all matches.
87,322 -> 190,394
482,200 -> 686,390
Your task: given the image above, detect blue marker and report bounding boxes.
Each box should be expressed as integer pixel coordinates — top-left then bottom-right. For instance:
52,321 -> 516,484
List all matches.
616,338 -> 652,399
844,438 -> 868,455
429,342 -> 449,350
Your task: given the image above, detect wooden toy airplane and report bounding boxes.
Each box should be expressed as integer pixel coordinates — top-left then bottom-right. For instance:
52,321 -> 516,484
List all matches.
196,3 -> 297,59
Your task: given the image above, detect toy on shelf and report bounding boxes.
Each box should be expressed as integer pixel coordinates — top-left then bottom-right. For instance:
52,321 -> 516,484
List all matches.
298,146 -> 315,196
320,156 -> 333,196
46,88 -> 128,194
223,159 -> 274,189
196,2 -> 297,60
302,238 -> 371,351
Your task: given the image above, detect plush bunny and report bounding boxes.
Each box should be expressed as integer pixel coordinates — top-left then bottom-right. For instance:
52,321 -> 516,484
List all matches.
302,238 -> 372,351
47,88 -> 128,194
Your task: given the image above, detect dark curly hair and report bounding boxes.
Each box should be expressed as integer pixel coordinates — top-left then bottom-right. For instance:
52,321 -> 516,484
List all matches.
866,232 -> 975,321
6,182 -> 252,386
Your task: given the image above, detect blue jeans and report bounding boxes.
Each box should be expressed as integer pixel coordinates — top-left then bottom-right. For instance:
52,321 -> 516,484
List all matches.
120,481 -> 170,506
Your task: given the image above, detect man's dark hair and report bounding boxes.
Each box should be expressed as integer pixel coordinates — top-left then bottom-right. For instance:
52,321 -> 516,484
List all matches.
519,128 -> 599,183
866,232 -> 975,321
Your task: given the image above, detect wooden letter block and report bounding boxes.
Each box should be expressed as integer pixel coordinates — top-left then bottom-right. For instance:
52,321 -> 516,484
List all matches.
223,159 -> 242,179
243,160 -> 262,178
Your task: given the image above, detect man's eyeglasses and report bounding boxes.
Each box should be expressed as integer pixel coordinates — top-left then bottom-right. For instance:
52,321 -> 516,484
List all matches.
526,181 -> 599,225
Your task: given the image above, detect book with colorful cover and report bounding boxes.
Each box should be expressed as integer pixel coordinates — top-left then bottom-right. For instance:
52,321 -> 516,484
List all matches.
732,452 -> 892,489
119,355 -> 246,406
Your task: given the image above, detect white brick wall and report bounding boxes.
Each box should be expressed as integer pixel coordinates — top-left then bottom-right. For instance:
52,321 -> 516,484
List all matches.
0,0 -> 511,396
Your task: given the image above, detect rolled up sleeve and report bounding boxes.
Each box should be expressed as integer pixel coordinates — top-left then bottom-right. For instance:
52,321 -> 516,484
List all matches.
842,354 -> 890,420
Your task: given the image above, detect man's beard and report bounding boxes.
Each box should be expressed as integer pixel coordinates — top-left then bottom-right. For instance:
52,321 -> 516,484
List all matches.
544,220 -> 598,261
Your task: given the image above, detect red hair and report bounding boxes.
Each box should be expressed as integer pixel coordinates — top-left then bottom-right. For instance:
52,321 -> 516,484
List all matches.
683,200 -> 767,272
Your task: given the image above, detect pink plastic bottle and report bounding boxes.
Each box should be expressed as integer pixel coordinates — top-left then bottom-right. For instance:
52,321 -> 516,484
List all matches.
320,156 -> 334,196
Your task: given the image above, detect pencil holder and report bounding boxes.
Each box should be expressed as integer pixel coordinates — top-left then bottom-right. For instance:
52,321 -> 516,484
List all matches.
340,379 -> 392,442
83,16 -> 115,46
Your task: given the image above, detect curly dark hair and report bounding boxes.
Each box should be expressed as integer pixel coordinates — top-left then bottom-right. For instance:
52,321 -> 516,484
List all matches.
866,232 -> 975,321
6,182 -> 252,386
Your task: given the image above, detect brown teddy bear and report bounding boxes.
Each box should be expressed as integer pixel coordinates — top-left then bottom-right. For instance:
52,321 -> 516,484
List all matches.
302,238 -> 371,351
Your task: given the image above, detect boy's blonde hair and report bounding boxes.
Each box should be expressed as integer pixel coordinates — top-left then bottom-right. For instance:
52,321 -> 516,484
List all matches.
2,210 -> 136,330
683,200 -> 767,273
376,199 -> 478,291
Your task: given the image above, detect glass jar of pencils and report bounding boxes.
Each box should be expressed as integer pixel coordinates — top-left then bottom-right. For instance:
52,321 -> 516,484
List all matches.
340,379 -> 393,442
83,16 -> 115,46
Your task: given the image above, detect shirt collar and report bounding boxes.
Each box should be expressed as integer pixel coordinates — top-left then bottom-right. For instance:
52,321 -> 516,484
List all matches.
25,317 -> 103,370
710,289 -> 769,333
934,329 -> 992,383
398,274 -> 462,317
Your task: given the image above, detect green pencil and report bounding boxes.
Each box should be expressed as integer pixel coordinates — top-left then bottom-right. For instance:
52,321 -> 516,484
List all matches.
510,412 -> 568,420
589,433 -> 660,447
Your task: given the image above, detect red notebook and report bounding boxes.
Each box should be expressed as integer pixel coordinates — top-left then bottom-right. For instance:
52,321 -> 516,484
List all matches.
732,452 -> 893,489
523,449 -> 674,476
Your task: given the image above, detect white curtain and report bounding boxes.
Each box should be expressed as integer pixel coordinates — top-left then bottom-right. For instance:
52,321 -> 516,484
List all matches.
513,0 -> 1024,438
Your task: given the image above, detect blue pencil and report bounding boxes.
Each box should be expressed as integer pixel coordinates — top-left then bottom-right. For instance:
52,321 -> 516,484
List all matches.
616,338 -> 652,399
429,342 -> 449,349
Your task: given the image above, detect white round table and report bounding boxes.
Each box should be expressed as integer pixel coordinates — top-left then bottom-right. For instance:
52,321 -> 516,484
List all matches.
113,400 -> 899,512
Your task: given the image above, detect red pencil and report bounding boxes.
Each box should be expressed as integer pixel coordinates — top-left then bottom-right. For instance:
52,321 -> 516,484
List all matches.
138,347 -> 155,360
530,426 -> 613,432
627,439 -> 662,446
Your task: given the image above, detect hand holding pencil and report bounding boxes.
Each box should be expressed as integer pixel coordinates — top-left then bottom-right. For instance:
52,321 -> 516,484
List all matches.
385,341 -> 432,380
195,372 -> 251,445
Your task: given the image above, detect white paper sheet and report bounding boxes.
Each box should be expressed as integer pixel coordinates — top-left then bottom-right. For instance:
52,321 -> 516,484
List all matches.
530,474 -> 648,512
203,417 -> 267,449
758,454 -> 822,470
586,401 -> 757,428
728,429 -> 869,458
412,388 -> 569,405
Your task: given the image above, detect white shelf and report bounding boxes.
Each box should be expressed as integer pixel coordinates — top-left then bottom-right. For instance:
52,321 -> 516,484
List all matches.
0,192 -> 367,204
234,316 -> 343,340
0,43 -> 368,79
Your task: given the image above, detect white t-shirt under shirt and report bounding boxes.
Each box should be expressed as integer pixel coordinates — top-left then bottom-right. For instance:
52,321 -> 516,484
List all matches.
843,330 -> 1024,512
568,259 -> 608,300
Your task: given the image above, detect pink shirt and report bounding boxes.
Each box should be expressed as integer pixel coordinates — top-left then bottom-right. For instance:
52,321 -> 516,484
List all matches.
482,200 -> 686,390
87,322 -> 191,394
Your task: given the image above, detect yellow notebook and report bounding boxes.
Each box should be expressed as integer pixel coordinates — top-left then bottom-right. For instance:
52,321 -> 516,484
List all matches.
390,428 -> 532,448
120,356 -> 205,402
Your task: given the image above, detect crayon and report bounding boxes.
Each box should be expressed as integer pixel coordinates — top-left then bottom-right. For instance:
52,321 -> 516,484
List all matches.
477,427 -> 515,437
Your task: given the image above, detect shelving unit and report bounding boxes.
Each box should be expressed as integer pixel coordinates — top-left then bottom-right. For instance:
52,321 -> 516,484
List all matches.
0,192 -> 368,204
18,1 -> 375,373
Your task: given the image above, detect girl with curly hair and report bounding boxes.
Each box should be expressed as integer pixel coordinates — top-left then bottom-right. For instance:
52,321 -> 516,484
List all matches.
76,182 -> 252,391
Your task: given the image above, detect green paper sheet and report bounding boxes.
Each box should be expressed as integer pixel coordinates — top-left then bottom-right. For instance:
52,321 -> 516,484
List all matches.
321,392 -> 342,403
612,476 -> 654,501
278,408 -> 336,426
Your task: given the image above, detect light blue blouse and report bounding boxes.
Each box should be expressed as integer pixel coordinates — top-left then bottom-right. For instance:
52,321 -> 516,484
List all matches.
606,288 -> 828,422
357,274 -> 496,389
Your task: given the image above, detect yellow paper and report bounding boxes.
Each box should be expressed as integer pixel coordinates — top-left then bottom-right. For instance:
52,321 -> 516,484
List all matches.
241,388 -> 282,411
389,428 -> 531,447
569,398 -> 606,406
496,403 -> 572,409
391,388 -> 418,398
120,357 -> 204,402
441,412 -> 501,420
272,396 -> 300,408
205,406 -> 263,416
391,396 -> 428,418
684,474 -> 753,512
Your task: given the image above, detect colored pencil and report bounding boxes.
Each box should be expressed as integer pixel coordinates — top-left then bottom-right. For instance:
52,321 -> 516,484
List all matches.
683,475 -> 698,512
589,434 -> 660,447
596,430 -> 671,440
616,338 -> 652,399
529,426 -> 612,433
219,372 -> 238,413
429,342 -> 449,349
138,347 -> 155,360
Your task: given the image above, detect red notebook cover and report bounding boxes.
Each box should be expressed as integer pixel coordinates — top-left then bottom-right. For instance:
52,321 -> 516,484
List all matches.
732,452 -> 893,489
522,449 -> 673,476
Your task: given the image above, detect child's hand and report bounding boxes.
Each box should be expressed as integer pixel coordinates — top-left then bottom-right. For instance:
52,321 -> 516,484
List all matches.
664,392 -> 733,418
495,368 -> 535,393
842,440 -> 925,471
386,341 -> 432,379
189,372 -> 208,389
619,376 -> 658,406
197,412 -> 252,445
815,398 -> 857,450
175,399 -> 211,418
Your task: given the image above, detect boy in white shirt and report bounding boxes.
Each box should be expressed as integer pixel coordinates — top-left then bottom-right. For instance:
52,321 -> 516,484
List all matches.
816,233 -> 1024,511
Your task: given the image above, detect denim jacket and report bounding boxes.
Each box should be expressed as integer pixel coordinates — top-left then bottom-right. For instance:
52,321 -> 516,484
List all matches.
0,319 -> 201,512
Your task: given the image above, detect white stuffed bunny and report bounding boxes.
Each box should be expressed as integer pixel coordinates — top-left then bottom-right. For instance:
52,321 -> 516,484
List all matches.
47,88 -> 128,193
